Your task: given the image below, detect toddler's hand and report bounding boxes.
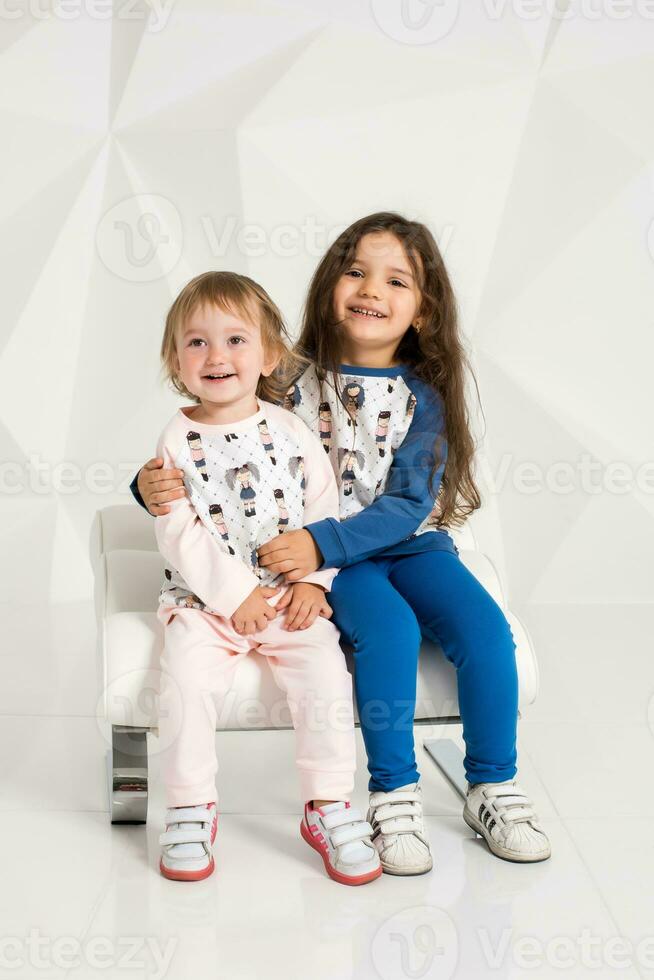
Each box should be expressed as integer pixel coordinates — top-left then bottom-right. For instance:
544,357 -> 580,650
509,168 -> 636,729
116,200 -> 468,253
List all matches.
231,585 -> 281,635
138,457 -> 186,515
275,582 -> 332,631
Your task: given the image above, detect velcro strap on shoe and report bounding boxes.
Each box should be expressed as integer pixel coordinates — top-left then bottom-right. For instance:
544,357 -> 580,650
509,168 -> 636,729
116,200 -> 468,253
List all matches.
376,816 -> 418,835
322,806 -> 364,830
373,791 -> 421,805
374,803 -> 419,823
485,795 -> 528,808
484,783 -> 527,800
502,806 -> 536,823
329,821 -> 374,848
159,827 -> 211,847
164,806 -> 212,824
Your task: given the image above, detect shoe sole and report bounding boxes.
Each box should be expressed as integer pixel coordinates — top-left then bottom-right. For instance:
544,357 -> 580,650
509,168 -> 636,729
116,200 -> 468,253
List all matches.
463,809 -> 551,863
160,808 -> 218,881
300,820 -> 382,886
380,856 -> 433,876
159,856 -> 215,881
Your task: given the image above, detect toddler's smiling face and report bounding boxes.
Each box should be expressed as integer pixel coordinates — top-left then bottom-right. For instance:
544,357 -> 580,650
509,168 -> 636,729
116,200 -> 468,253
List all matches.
174,302 -> 277,420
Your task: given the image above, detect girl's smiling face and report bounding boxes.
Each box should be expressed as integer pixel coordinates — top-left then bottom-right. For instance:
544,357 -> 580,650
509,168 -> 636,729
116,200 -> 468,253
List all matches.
173,302 -> 277,420
333,231 -> 423,365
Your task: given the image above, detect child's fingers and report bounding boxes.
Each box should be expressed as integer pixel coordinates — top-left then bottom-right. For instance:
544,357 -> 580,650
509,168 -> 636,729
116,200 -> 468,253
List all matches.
275,588 -> 293,610
297,609 -> 319,629
285,600 -> 310,631
283,601 -> 304,629
152,488 -> 186,506
319,603 -> 333,619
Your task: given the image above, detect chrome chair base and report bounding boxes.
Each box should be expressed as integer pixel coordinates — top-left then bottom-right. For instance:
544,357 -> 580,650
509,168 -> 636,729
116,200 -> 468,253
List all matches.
422,735 -> 468,800
108,726 -> 149,824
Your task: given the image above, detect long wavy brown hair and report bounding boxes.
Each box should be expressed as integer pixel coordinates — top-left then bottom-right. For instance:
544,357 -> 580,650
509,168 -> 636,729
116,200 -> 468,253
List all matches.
286,212 -> 482,528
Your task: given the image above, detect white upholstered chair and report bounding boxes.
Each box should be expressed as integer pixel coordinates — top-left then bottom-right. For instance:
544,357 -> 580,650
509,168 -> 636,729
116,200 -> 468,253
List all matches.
90,504 -> 538,823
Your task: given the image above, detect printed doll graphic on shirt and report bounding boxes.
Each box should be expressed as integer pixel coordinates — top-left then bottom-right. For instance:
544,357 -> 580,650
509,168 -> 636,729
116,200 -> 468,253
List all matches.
166,586 -> 206,611
274,488 -> 289,533
186,431 -> 209,481
387,378 -> 396,395
257,419 -> 276,465
209,503 -> 236,555
341,378 -> 366,427
337,448 -> 365,496
288,456 -> 306,508
226,463 -> 260,517
224,432 -> 239,443
248,542 -> 265,581
406,392 -> 417,421
375,411 -> 391,457
283,382 -> 302,412
318,402 -> 332,454
252,537 -> 285,584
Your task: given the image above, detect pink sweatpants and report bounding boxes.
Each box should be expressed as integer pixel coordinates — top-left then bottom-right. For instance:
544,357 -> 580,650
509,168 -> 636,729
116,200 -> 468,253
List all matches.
156,588 -> 357,808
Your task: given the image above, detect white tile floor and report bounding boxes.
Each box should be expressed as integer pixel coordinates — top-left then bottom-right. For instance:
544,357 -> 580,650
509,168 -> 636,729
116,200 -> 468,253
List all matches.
3,600 -> 654,979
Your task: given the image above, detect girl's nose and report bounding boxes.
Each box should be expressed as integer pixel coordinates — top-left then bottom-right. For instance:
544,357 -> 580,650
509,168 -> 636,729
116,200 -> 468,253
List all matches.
360,281 -> 382,300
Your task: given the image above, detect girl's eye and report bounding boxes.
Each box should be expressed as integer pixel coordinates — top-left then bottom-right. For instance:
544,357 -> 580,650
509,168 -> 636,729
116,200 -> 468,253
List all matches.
188,338 -> 206,347
228,336 -> 245,345
345,269 -> 363,279
390,278 -> 407,288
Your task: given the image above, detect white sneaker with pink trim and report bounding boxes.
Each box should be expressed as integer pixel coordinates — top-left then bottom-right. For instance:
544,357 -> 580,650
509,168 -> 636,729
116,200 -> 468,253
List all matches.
300,801 -> 382,886
159,802 -> 218,881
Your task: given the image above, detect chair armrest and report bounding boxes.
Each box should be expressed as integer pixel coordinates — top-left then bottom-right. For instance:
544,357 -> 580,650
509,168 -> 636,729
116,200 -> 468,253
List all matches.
89,505 -> 157,573
97,550 -> 164,619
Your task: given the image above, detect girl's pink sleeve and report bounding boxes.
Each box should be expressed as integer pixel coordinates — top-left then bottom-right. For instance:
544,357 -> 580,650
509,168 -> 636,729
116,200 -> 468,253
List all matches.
296,422 -> 340,592
154,425 -> 261,619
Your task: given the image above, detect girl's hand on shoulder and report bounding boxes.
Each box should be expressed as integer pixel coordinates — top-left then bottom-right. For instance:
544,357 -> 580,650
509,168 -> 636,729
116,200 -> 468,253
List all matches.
257,529 -> 322,581
275,582 -> 332,631
138,457 -> 186,515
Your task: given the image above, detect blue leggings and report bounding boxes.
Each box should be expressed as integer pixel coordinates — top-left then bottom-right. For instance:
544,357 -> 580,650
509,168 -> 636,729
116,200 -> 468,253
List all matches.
328,550 -> 519,792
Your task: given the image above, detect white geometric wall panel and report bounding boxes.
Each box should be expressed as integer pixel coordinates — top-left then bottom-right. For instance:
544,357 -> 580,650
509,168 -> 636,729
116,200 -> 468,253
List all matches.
0,1 -> 651,609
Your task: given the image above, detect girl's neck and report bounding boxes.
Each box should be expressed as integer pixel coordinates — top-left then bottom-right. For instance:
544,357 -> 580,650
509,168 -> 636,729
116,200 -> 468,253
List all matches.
340,345 -> 402,369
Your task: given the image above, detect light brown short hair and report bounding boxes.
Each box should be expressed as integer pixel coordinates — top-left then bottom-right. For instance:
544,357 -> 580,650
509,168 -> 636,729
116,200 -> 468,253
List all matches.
160,271 -> 306,404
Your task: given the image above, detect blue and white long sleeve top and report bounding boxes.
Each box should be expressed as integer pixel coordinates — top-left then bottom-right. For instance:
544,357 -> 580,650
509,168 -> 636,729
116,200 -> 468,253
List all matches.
130,362 -> 458,569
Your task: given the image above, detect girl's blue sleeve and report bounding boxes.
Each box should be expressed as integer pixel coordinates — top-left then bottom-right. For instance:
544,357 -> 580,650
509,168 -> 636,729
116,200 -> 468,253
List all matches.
130,469 -> 149,511
304,385 -> 447,568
